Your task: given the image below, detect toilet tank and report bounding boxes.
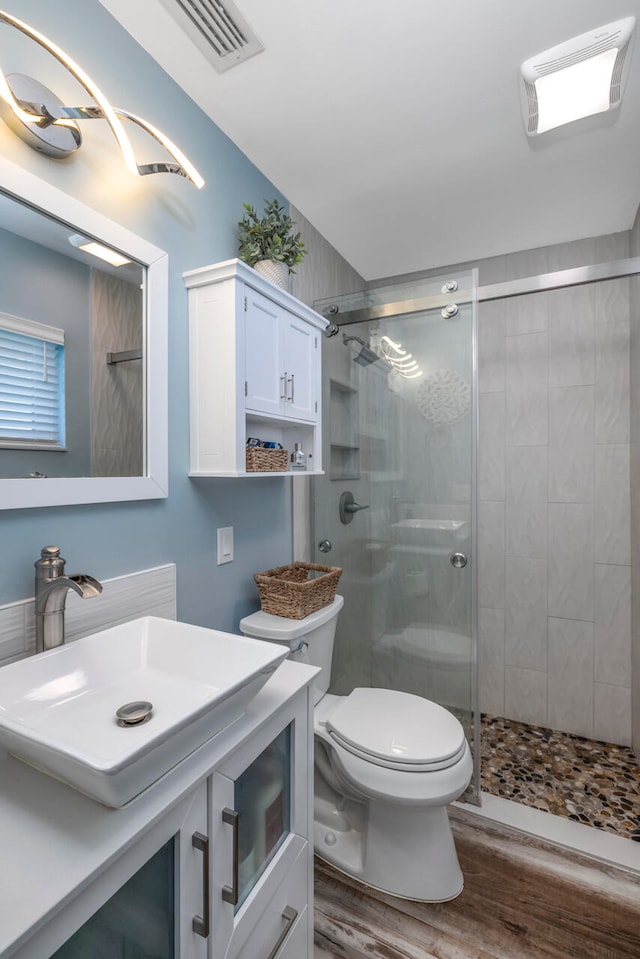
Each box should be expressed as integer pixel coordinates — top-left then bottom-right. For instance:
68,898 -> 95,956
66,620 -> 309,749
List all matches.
239,595 -> 344,705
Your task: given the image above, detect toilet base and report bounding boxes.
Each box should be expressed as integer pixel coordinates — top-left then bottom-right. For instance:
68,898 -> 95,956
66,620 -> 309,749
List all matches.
314,793 -> 464,902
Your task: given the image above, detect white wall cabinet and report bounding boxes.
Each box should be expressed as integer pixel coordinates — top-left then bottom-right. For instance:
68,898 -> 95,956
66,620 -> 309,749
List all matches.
184,258 -> 327,476
245,288 -> 317,423
1,662 -> 315,959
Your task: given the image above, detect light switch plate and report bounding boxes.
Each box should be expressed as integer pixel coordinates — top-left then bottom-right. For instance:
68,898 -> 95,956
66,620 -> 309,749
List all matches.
217,526 -> 234,565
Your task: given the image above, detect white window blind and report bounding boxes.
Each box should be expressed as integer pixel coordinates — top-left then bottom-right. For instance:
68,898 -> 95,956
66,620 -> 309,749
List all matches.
0,313 -> 66,449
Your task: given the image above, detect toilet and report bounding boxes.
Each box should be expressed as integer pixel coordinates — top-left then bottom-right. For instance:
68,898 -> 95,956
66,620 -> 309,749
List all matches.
239,594 -> 472,902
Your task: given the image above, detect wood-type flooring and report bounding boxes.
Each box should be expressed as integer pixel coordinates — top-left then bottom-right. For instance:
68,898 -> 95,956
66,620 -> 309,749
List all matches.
314,807 -> 640,959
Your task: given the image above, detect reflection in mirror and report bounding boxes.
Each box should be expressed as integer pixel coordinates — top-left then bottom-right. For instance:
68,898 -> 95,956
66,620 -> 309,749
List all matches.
0,155 -> 167,510
0,194 -> 145,478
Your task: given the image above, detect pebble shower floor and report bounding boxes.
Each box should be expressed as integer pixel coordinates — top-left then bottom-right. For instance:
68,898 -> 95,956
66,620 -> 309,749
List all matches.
481,714 -> 640,841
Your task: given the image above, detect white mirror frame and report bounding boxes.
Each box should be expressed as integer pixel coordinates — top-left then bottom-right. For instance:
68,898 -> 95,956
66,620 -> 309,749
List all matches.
0,155 -> 168,509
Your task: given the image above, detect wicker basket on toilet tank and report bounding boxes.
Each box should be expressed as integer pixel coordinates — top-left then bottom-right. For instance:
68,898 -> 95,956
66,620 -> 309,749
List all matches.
253,562 -> 342,619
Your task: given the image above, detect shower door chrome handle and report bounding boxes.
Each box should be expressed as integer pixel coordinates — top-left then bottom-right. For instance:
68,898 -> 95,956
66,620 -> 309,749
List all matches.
449,551 -> 467,569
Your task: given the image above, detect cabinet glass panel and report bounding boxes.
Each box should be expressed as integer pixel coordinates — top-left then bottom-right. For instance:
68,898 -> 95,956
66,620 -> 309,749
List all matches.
236,724 -> 291,911
51,839 -> 175,959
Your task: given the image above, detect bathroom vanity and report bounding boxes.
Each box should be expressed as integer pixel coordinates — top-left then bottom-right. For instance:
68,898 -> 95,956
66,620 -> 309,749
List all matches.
0,659 -> 316,959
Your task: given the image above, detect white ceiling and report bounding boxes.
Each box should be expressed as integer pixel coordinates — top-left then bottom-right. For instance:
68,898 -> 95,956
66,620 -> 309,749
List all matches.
98,0 -> 640,280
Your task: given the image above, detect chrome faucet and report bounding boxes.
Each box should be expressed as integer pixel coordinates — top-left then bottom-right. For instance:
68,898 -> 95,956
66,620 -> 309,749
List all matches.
34,546 -> 103,653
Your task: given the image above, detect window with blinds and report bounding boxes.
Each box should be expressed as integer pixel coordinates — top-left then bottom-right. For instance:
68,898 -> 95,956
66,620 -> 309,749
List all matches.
0,313 -> 66,450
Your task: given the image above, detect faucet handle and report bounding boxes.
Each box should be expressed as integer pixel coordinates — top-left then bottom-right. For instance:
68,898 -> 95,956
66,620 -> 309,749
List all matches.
35,546 -> 65,578
41,546 -> 60,558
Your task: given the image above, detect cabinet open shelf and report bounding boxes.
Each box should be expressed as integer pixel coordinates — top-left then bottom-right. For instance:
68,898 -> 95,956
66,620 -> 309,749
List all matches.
190,470 -> 324,478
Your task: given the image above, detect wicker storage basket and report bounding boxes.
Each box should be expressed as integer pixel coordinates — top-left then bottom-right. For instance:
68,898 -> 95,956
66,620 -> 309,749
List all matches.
246,447 -> 289,472
254,562 -> 343,619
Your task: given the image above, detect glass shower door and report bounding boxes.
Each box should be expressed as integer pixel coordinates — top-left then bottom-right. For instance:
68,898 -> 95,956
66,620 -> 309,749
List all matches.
313,274 -> 478,796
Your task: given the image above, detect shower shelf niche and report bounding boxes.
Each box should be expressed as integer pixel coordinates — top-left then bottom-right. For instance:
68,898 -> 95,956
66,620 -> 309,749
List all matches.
329,443 -> 360,481
329,379 -> 360,480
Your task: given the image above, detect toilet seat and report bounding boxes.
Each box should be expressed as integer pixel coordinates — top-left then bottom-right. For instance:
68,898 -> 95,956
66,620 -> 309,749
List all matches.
325,687 -> 467,773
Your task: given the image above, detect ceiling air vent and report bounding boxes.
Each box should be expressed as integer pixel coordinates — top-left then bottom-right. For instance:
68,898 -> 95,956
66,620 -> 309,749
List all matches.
159,0 -> 264,73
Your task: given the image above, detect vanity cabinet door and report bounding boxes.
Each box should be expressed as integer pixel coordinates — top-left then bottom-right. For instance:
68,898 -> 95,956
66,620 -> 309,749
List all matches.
234,856 -> 309,959
47,783 -> 208,959
208,693 -> 311,959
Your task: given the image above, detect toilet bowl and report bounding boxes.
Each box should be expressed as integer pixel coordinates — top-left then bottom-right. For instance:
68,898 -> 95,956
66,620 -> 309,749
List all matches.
239,595 -> 472,902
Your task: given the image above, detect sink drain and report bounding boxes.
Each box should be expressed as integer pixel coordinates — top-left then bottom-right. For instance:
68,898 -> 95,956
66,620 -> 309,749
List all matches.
116,701 -> 153,727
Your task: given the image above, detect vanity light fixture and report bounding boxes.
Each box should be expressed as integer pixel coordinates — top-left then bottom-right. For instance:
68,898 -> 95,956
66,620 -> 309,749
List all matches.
68,233 -> 131,267
521,17 -> 636,136
0,8 -> 204,188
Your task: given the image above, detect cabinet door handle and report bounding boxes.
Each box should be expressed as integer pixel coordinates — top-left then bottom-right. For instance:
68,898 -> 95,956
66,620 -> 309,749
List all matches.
191,831 -> 210,939
288,373 -> 295,403
266,905 -> 298,959
280,373 -> 287,400
221,807 -> 239,905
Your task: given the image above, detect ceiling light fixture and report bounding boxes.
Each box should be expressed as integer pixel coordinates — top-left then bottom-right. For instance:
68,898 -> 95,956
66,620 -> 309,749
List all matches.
0,9 -> 204,188
68,233 -> 131,267
521,17 -> 636,136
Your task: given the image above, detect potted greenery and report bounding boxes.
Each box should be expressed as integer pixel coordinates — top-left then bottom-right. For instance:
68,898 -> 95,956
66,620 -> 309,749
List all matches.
238,199 -> 306,288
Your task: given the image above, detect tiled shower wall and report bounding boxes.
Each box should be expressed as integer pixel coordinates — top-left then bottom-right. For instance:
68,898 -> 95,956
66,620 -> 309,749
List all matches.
91,270 -> 143,477
478,233 -> 634,745
289,205 -> 365,561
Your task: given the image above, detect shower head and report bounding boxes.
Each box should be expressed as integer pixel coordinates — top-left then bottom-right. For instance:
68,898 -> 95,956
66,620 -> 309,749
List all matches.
342,333 -> 380,367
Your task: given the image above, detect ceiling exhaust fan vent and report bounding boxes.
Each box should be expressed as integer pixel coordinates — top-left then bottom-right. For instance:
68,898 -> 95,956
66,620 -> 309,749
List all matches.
520,16 -> 636,136
529,25 -> 629,79
159,0 -> 264,72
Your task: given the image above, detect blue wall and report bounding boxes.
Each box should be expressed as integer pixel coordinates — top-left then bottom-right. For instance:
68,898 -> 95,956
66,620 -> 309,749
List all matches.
0,0 -> 294,631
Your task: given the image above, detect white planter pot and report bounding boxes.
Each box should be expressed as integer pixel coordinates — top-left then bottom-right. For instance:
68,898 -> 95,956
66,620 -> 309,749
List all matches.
253,259 -> 290,289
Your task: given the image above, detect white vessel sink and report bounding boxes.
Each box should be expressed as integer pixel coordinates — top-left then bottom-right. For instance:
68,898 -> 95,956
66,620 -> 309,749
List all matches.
0,616 -> 287,807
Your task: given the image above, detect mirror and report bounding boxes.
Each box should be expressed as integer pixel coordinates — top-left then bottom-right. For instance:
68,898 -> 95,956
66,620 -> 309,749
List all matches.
0,156 -> 167,510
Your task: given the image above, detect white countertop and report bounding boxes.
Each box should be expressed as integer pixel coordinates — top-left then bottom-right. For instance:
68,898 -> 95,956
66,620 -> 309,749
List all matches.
0,660 -> 316,959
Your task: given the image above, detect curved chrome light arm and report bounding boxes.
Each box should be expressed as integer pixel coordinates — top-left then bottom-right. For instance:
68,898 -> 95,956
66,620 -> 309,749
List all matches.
61,104 -> 205,188
0,9 -> 203,188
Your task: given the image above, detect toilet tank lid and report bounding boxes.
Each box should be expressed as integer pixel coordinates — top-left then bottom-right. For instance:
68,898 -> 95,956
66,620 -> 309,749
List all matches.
239,594 -> 344,641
